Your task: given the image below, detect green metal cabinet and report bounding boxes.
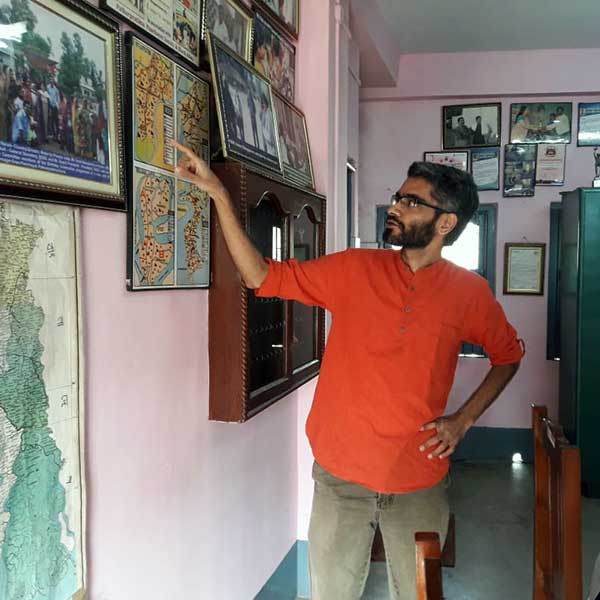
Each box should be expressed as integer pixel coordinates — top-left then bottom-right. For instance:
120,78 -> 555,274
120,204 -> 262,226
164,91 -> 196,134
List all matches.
559,188 -> 600,497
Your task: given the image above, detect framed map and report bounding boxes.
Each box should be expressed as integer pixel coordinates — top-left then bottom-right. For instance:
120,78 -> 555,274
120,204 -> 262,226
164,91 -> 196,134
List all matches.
126,34 -> 211,290
0,199 -> 85,600
102,0 -> 201,66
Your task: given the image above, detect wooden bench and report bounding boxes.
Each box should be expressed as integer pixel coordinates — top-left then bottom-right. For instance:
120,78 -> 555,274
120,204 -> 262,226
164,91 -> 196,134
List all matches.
415,532 -> 444,600
532,405 -> 582,600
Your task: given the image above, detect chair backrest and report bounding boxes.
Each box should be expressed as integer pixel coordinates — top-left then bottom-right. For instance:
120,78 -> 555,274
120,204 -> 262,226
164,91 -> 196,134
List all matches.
416,532 -> 444,600
532,405 -> 582,600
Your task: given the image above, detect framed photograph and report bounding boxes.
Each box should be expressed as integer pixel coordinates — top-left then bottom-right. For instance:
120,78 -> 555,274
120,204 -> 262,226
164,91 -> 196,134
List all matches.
126,34 -> 211,290
536,143 -> 566,186
201,0 -> 253,61
509,102 -> 572,144
0,0 -> 125,210
470,147 -> 500,191
503,243 -> 546,295
208,32 -> 282,174
273,92 -> 314,189
577,102 -> 600,146
423,151 -> 468,172
442,103 -> 501,150
503,144 -> 537,197
252,0 -> 299,39
253,10 -> 296,102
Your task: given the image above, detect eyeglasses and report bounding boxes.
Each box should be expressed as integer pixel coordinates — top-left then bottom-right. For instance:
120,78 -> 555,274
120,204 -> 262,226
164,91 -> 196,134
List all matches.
390,192 -> 455,214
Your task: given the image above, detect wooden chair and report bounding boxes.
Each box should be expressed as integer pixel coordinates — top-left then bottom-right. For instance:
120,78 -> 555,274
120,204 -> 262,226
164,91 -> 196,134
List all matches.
532,405 -> 582,600
415,532 -> 444,600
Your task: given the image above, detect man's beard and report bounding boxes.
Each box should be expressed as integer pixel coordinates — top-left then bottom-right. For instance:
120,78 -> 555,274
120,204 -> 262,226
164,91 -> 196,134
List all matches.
383,214 -> 438,249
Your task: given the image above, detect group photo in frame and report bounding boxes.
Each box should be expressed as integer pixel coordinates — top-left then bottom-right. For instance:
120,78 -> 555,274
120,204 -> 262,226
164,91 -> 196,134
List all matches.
577,102 -> 600,146
470,147 -> 500,191
253,10 -> 296,102
423,151 -> 468,172
503,143 -> 537,197
509,102 -> 572,144
253,0 -> 299,38
126,33 -> 211,290
503,242 -> 546,295
273,92 -> 314,189
535,143 -> 566,186
442,103 -> 501,150
0,0 -> 125,209
208,32 -> 282,174
201,0 -> 254,61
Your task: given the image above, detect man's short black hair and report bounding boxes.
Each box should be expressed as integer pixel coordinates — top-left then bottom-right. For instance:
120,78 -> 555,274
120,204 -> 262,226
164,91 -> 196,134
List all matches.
407,161 -> 480,245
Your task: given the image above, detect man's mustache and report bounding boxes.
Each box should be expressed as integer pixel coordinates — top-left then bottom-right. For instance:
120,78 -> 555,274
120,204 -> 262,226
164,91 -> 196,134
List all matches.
385,217 -> 403,228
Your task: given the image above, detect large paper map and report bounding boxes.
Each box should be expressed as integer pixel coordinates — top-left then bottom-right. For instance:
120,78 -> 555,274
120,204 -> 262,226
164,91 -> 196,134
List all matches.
0,200 -> 84,600
131,37 -> 210,290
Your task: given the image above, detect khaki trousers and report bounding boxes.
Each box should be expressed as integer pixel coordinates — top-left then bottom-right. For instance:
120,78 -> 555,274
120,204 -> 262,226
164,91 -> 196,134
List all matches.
308,461 -> 449,600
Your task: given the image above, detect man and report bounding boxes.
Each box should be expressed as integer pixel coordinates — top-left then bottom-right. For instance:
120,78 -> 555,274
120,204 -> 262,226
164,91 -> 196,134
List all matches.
554,106 -> 570,141
452,116 -> 472,146
171,142 -> 524,599
47,79 -> 60,140
472,115 -> 485,144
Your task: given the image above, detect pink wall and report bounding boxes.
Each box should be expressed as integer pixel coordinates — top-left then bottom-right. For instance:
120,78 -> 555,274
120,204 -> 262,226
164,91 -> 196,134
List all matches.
359,88 -> 600,429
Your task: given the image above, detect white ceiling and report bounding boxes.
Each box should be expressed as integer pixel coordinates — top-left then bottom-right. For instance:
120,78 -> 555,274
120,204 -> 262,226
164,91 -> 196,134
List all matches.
375,0 -> 600,53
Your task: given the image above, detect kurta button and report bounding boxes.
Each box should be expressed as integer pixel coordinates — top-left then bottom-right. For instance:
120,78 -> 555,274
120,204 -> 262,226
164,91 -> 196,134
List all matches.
410,286 -> 416,292
405,306 -> 412,313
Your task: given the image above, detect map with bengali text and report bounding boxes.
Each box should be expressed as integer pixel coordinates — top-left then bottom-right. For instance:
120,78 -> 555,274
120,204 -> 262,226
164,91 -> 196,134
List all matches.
0,200 -> 85,600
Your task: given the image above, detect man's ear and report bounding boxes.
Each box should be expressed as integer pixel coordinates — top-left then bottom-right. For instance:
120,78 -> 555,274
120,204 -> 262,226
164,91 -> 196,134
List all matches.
437,213 -> 458,238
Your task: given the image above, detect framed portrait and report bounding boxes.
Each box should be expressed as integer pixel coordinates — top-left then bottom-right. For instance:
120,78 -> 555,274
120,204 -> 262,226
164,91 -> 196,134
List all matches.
103,0 -> 200,66
577,102 -> 600,146
470,147 -> 500,191
201,0 -> 253,61
208,33 -> 282,175
273,93 -> 314,189
0,0 -> 125,210
442,103 -> 501,150
509,102 -> 572,144
536,143 -> 566,186
252,0 -> 299,39
503,144 -> 537,197
126,34 -> 211,290
423,151 -> 468,172
253,10 -> 295,102
503,243 -> 546,295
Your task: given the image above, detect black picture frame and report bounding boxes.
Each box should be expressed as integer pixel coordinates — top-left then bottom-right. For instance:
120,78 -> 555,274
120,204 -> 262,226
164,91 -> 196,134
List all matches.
442,103 -> 501,150
252,0 -> 299,39
503,144 -> 538,197
201,0 -> 254,61
509,102 -> 573,144
125,32 -> 211,291
0,0 -> 126,210
423,151 -> 469,172
470,147 -> 500,191
577,102 -> 600,146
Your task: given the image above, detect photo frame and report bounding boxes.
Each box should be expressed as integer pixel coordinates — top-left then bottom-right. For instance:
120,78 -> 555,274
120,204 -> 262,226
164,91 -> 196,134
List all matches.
0,0 -> 126,210
253,10 -> 296,102
503,144 -> 537,197
252,0 -> 299,39
423,151 -> 468,172
509,102 -> 572,144
125,33 -> 211,290
536,143 -> 566,186
577,102 -> 600,146
208,32 -> 282,175
442,103 -> 501,150
503,242 -> 546,295
201,0 -> 253,61
273,92 -> 314,189
470,147 -> 500,191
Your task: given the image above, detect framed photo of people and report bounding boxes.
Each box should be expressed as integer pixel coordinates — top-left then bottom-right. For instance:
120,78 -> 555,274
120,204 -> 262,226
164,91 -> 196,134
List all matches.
470,147 -> 500,191
535,143 -> 566,186
577,102 -> 600,146
252,0 -> 299,39
509,102 -> 572,144
126,33 -> 211,290
207,32 -> 282,175
423,151 -> 468,172
442,103 -> 501,150
0,0 -> 126,209
503,144 -> 537,197
273,93 -> 314,189
503,242 -> 546,295
103,0 -> 200,66
201,0 -> 253,61
253,10 -> 296,102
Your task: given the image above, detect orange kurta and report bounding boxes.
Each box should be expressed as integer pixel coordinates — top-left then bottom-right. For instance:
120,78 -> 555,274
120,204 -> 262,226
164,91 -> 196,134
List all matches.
256,249 -> 524,493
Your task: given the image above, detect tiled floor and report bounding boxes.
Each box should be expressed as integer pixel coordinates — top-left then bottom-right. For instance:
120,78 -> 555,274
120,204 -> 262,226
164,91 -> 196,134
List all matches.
361,460 -> 600,600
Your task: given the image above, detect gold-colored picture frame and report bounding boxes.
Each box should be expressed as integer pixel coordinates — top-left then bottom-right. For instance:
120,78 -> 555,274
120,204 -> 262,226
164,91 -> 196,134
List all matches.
503,242 -> 546,295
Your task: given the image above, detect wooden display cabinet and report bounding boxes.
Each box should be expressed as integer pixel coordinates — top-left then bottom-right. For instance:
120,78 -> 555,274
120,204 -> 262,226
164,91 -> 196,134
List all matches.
209,162 -> 326,422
